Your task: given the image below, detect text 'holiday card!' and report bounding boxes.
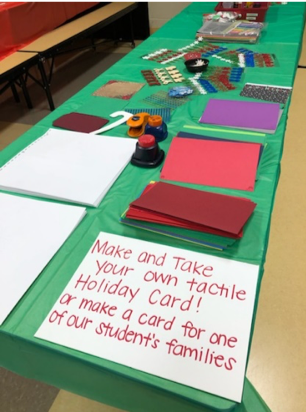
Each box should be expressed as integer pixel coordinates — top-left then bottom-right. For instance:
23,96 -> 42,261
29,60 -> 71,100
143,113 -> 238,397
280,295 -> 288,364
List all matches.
35,232 -> 259,402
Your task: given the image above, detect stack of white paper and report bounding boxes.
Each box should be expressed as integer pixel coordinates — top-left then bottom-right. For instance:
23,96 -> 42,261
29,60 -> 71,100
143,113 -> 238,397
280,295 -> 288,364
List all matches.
0,128 -> 136,207
0,192 -> 86,325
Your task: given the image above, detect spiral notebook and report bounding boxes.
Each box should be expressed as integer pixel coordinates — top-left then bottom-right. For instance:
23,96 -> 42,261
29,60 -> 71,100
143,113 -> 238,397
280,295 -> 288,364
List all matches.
0,129 -> 136,207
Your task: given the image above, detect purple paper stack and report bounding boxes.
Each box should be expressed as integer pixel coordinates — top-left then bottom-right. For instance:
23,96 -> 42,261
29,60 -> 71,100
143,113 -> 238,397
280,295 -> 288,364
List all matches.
200,98 -> 282,134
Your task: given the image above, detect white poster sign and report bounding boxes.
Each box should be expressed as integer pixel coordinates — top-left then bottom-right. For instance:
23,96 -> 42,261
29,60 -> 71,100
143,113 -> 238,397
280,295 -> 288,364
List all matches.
36,232 -> 259,402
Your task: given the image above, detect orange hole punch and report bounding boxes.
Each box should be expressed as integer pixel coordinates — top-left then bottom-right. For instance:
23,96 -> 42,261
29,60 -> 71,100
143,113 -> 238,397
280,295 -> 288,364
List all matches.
127,112 -> 150,137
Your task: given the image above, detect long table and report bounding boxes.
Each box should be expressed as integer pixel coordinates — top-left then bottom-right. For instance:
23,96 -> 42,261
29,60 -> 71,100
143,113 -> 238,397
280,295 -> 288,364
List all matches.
0,3 -> 305,412
0,2 -> 99,60
0,2 -> 148,111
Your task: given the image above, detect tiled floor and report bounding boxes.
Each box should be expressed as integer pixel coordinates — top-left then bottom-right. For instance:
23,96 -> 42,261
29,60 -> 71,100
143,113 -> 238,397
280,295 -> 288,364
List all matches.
0,368 -> 58,412
0,122 -> 32,150
1,30 -> 306,412
246,68 -> 306,412
49,391 -> 125,412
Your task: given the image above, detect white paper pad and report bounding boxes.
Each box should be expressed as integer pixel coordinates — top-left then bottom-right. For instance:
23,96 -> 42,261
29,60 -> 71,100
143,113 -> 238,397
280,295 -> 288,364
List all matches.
0,129 -> 136,207
0,193 -> 86,325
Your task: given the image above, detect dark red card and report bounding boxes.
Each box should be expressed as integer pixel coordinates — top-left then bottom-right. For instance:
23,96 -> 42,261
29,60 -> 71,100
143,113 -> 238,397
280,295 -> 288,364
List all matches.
53,112 -> 108,133
130,182 -> 256,235
126,182 -> 242,238
126,205 -> 243,238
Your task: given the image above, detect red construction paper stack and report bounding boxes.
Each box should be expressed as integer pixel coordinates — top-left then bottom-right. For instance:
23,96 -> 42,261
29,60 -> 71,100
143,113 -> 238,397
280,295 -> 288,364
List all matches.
122,181 -> 256,249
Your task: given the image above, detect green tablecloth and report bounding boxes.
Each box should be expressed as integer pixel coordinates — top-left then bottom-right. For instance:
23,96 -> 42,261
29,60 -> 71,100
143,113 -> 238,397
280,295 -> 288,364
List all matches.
0,3 -> 305,411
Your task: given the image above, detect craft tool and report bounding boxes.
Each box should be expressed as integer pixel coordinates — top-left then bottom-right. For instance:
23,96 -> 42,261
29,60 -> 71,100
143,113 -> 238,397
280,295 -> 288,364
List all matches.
90,111 -> 132,134
126,113 -> 150,137
125,108 -> 171,123
131,135 -> 164,168
144,115 -> 168,141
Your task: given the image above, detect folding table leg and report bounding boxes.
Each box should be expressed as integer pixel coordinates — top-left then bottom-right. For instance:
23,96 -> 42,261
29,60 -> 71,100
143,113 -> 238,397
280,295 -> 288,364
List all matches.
18,75 -> 33,109
10,82 -> 20,103
37,59 -> 55,111
129,14 -> 135,48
